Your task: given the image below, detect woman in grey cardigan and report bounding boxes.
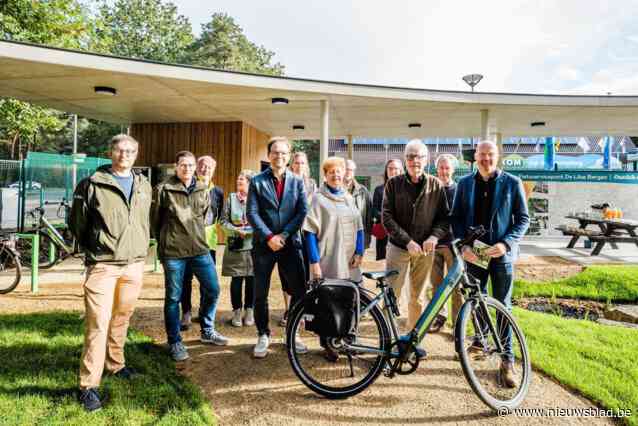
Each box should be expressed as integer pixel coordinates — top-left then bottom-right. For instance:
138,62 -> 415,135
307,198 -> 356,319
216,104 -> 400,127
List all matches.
221,170 -> 256,327
303,157 -> 364,281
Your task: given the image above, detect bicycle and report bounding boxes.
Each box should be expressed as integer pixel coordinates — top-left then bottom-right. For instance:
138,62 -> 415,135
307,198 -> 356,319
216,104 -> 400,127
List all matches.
18,199 -> 76,269
285,226 -> 531,412
0,233 -> 22,294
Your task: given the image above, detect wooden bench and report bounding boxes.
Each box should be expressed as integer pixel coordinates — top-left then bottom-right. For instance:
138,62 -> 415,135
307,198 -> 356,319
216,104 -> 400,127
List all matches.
588,235 -> 638,255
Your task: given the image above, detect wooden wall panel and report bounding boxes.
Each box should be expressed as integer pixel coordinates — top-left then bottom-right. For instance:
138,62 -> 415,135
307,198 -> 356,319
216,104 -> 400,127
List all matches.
130,121 -> 267,196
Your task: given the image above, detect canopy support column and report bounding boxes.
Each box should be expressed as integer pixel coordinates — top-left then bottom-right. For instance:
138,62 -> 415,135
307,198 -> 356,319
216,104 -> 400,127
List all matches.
320,100 -> 330,180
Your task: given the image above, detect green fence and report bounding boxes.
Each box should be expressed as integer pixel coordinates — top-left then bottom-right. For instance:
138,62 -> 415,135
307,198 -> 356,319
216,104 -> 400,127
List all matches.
17,152 -> 112,231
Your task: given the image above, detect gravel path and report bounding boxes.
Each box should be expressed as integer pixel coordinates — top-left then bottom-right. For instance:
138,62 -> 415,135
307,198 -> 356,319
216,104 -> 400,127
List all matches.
0,257 -> 612,425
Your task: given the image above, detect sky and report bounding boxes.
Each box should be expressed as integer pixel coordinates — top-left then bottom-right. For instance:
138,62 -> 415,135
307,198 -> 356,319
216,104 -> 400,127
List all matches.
172,0 -> 638,95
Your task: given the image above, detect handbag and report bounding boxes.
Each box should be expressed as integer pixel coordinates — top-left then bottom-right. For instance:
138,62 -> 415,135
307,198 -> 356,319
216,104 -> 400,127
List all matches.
371,222 -> 387,240
226,235 -> 244,251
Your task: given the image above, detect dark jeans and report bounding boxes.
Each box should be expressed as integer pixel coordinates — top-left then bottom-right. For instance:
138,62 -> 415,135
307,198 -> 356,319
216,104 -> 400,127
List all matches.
163,253 -> 220,344
301,231 -> 310,284
468,262 -> 514,362
230,276 -> 255,310
253,244 -> 306,336
181,250 -> 216,315
375,236 -> 388,261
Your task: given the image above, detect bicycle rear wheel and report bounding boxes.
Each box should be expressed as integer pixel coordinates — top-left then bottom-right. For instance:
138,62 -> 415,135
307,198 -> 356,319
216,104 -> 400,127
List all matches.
0,245 -> 22,294
455,296 -> 531,411
286,293 -> 391,399
16,232 -> 59,269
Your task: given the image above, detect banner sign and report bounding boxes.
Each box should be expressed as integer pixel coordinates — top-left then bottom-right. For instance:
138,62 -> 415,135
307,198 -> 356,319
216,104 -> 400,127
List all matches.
508,170 -> 638,184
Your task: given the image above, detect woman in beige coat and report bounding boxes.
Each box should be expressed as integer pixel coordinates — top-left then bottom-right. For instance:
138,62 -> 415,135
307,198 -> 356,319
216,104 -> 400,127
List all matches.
303,157 -> 364,281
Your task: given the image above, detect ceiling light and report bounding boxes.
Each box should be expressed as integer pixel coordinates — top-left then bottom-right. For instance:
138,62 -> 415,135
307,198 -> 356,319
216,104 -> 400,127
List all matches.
408,123 -> 421,128
271,97 -> 289,105
530,121 -> 546,127
94,86 -> 117,96
292,124 -> 305,131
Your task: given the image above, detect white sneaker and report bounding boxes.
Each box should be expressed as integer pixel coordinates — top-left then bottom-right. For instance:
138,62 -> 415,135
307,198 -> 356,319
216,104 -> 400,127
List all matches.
244,308 -> 255,326
286,333 -> 308,354
254,334 -> 270,359
231,309 -> 243,327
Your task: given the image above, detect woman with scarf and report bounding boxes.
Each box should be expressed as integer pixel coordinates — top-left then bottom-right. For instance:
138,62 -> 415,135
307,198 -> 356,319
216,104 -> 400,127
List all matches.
221,170 -> 256,327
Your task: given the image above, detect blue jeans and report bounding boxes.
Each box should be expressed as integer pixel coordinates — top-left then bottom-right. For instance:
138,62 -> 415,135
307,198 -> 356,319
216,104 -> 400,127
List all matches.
468,262 -> 514,362
163,253 -> 220,344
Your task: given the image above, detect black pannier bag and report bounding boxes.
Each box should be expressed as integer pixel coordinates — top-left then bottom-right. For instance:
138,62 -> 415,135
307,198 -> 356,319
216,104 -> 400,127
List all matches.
304,279 -> 359,338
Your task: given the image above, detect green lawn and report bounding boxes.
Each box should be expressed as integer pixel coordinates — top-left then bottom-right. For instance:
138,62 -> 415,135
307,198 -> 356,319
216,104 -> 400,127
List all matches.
514,265 -> 638,303
516,307 -> 638,425
0,312 -> 216,426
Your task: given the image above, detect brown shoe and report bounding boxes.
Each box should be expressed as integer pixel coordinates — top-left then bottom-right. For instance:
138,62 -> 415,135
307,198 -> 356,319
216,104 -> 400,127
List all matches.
500,360 -> 517,388
429,315 -> 447,333
323,347 -> 339,362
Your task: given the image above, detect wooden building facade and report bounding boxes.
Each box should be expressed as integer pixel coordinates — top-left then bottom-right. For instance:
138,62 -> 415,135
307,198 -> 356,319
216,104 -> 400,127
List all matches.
131,121 -> 270,194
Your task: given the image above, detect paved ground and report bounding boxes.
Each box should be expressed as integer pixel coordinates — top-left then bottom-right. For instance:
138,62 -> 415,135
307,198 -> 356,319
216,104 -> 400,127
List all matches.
0,248 -> 616,425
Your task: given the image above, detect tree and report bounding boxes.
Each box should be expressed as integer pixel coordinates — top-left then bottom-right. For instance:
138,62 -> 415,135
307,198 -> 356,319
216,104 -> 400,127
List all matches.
0,0 -> 104,158
96,0 -> 193,63
0,99 -> 65,159
0,0 -> 99,49
187,13 -> 284,75
292,139 -> 320,183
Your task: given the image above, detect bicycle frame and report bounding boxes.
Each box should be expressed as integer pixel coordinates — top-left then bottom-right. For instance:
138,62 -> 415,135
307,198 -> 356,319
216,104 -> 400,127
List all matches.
38,211 -> 73,255
347,240 -> 506,358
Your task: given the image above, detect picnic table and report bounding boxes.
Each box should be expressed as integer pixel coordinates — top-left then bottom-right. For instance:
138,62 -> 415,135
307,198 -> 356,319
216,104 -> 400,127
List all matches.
556,213 -> 638,255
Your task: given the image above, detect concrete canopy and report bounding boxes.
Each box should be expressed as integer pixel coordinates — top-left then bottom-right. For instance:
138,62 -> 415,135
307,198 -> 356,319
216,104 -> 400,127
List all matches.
2,40 -> 638,138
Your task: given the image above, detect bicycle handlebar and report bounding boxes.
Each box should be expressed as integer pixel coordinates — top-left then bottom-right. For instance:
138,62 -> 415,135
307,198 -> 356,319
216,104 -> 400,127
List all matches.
454,225 -> 487,250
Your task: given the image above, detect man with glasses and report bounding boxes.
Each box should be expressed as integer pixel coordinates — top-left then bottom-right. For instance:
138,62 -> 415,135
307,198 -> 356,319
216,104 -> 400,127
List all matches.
247,137 -> 308,358
382,140 -> 450,331
179,155 -> 224,331
70,134 -> 152,411
152,151 -> 228,363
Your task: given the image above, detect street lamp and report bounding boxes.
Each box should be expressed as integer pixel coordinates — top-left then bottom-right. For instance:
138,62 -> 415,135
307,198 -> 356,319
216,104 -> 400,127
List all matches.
462,74 -> 484,92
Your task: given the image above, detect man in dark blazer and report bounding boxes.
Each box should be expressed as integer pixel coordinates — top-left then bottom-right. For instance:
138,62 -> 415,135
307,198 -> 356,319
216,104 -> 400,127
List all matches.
450,140 -> 529,388
247,136 -> 308,358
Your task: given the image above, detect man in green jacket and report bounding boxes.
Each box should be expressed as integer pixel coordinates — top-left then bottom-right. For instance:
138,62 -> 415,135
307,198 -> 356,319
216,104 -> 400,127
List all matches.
69,134 -> 152,412
152,150 -> 228,363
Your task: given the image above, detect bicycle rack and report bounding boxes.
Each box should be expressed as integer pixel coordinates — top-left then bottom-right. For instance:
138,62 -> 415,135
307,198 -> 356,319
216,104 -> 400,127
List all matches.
15,232 -> 40,293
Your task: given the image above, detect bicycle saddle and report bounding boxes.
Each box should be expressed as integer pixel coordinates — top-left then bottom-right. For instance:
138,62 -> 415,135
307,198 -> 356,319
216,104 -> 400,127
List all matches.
362,270 -> 399,281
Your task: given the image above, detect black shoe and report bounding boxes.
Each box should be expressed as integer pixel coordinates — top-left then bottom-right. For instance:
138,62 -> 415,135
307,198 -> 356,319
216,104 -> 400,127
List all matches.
429,315 -> 447,333
113,366 -> 139,380
415,347 -> 427,359
78,388 -> 105,412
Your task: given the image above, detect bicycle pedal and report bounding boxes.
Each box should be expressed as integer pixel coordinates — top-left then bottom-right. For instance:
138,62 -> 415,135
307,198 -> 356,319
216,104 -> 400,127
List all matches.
382,362 -> 395,378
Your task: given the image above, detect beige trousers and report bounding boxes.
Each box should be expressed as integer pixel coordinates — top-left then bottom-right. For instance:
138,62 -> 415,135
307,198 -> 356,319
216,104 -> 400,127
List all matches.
386,242 -> 435,329
79,261 -> 144,389
430,246 -> 464,325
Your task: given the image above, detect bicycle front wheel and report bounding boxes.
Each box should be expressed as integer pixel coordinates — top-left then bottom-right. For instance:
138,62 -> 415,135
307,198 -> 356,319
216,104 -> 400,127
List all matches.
286,293 -> 391,399
455,296 -> 531,411
0,246 -> 22,294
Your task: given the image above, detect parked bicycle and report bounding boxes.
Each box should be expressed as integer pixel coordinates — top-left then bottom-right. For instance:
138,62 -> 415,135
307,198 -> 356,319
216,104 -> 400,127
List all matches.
18,199 -> 77,269
286,226 -> 531,412
0,233 -> 22,294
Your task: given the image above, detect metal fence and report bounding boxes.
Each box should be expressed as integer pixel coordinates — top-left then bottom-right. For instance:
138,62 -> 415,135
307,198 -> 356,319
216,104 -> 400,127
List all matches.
0,152 -> 112,232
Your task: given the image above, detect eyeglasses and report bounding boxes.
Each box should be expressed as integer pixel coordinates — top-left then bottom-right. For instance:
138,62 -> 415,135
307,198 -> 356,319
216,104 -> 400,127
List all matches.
113,149 -> 137,156
406,154 -> 427,161
270,151 -> 289,157
177,163 -> 195,169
